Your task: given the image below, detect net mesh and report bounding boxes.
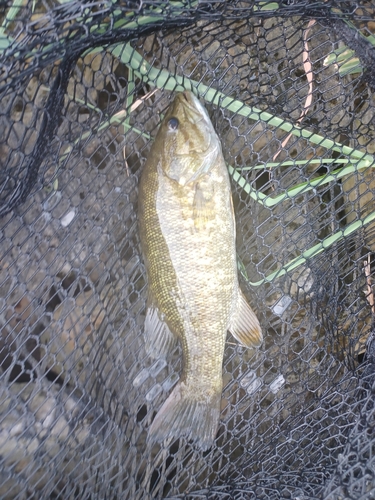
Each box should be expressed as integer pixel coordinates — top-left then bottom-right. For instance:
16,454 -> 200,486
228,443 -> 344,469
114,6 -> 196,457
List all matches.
1,1 -> 375,498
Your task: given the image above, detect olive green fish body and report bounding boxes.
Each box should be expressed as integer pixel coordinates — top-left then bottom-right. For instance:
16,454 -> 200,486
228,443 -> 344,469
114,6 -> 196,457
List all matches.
138,91 -> 262,450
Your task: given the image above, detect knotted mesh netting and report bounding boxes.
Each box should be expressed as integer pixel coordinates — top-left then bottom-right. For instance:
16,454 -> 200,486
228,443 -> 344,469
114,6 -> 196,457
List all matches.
1,1 -> 375,498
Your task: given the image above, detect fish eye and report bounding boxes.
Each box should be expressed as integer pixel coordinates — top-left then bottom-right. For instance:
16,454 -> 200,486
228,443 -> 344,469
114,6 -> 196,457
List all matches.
167,117 -> 179,130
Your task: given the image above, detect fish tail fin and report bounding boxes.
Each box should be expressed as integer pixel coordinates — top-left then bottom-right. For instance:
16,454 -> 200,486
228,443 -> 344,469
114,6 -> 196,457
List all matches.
148,381 -> 221,451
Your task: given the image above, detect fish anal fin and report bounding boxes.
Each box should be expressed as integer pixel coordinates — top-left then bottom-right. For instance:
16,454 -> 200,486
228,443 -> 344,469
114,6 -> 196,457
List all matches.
148,381 -> 221,451
144,306 -> 176,359
229,291 -> 263,347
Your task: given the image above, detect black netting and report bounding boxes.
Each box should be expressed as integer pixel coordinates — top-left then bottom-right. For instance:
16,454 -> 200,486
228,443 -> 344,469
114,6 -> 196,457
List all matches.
1,1 -> 375,498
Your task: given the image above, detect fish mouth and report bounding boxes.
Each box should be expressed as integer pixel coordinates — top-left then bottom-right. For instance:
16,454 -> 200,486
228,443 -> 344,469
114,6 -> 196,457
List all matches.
166,91 -> 220,186
175,91 -> 218,157
173,91 -> 212,127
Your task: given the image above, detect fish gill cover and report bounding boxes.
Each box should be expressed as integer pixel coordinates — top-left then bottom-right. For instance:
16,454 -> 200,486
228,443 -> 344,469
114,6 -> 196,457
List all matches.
0,1 -> 375,499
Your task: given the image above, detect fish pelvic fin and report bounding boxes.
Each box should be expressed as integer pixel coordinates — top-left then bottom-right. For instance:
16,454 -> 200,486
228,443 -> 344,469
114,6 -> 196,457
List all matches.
144,306 -> 176,359
148,381 -> 221,451
229,290 -> 263,347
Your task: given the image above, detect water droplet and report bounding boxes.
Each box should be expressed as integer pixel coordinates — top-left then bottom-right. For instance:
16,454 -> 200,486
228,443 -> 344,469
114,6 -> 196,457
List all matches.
240,370 -> 262,395
146,384 -> 163,402
61,209 -> 76,227
272,295 -> 292,316
149,359 -> 167,377
269,374 -> 285,394
133,368 -> 149,387
162,373 -> 179,392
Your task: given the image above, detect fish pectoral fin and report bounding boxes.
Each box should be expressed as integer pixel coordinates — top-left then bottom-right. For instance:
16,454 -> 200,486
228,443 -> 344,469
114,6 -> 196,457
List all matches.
193,183 -> 213,229
229,291 -> 263,347
144,306 -> 176,359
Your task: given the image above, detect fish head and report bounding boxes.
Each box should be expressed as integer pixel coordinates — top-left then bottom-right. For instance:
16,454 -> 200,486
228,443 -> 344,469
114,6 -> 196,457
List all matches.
156,91 -> 221,187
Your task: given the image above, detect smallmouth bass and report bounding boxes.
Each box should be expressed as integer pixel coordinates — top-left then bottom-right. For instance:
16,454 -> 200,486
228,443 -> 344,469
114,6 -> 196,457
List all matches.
138,91 -> 262,451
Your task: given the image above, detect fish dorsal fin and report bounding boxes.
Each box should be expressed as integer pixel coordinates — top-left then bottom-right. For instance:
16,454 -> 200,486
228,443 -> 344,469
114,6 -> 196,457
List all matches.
144,306 -> 176,359
229,291 -> 263,347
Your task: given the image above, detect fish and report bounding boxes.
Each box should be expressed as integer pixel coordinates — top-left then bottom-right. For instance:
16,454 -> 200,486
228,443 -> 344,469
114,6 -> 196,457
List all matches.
138,90 -> 262,451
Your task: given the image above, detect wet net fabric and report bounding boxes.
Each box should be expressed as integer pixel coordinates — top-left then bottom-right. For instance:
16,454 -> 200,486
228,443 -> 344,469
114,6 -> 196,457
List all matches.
1,1 -> 375,498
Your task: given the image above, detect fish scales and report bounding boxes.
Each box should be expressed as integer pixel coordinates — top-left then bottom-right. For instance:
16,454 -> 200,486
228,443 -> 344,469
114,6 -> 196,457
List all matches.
138,91 -> 262,450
